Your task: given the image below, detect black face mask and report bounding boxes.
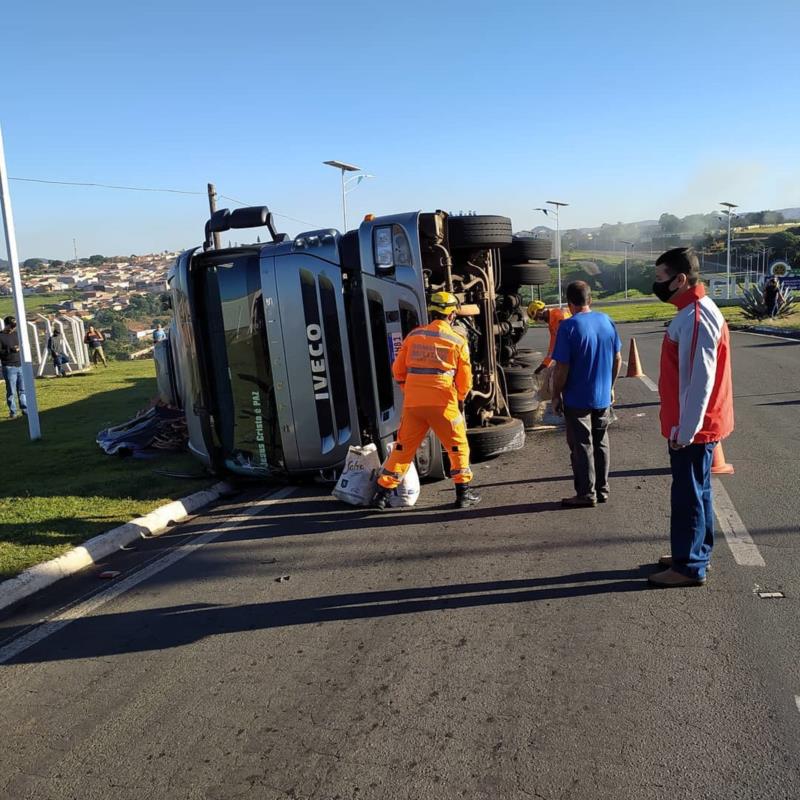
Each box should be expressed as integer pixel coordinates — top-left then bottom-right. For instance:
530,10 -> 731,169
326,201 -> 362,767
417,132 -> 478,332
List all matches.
652,277 -> 678,303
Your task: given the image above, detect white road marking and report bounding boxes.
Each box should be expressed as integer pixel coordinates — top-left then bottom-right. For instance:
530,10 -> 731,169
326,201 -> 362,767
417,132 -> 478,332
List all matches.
0,487 -> 295,665
639,375 -> 658,392
712,478 -> 766,567
795,696 -> 800,715
732,329 -> 800,344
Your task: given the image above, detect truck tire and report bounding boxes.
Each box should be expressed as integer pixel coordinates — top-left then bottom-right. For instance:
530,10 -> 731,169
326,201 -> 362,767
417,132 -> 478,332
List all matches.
448,215 -> 513,249
503,237 -> 552,262
467,416 -> 525,460
507,390 -> 538,414
514,348 -> 541,366
501,363 -> 537,392
505,262 -> 551,285
415,431 -> 447,482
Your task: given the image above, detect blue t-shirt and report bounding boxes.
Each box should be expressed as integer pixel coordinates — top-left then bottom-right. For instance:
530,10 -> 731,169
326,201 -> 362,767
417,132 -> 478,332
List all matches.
552,310 -> 622,410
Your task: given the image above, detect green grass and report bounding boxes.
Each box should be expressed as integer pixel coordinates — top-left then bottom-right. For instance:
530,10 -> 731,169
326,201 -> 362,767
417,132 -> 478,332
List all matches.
0,361 -> 215,580
596,289 -> 652,301
0,292 -> 79,320
565,250 -> 629,266
593,300 -> 800,330
594,302 -> 676,323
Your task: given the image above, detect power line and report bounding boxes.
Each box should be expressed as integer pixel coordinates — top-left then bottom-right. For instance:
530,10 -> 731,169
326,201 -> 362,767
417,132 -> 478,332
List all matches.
9,176 -> 318,227
9,176 -> 205,195
218,193 -> 317,227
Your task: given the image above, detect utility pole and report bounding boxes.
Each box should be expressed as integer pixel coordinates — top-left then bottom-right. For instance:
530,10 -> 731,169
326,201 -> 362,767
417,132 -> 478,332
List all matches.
0,125 -> 41,440
207,183 -> 221,250
620,240 -> 633,299
721,201 -> 738,299
72,237 -> 78,268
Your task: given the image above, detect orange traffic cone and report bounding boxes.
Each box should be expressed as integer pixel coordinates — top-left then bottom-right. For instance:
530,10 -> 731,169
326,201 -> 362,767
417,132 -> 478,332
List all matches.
711,442 -> 735,475
626,338 -> 644,378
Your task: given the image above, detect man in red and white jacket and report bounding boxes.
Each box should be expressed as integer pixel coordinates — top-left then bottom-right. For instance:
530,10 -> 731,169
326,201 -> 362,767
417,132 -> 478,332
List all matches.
649,247 -> 734,588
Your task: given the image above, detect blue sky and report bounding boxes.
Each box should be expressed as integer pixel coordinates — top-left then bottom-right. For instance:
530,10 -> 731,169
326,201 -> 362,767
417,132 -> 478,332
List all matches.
1,0 -> 799,259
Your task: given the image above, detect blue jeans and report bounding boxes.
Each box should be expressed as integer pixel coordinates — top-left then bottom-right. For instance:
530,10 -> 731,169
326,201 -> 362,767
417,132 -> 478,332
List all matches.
669,442 -> 716,580
2,365 -> 27,416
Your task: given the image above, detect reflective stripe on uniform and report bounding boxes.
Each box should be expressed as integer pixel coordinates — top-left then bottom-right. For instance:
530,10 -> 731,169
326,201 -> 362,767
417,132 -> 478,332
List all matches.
407,328 -> 465,346
450,467 -> 473,477
407,366 -> 456,377
380,467 -> 402,479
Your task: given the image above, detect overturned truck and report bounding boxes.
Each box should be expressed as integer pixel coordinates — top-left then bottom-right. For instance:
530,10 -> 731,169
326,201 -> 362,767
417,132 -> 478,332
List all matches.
157,206 -> 546,481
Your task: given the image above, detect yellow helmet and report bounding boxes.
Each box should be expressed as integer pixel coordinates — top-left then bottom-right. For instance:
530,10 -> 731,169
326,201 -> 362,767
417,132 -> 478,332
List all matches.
428,291 -> 459,315
527,300 -> 546,319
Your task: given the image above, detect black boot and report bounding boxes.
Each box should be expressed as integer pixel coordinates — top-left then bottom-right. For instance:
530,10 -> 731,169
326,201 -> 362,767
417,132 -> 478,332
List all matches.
455,484 -> 481,509
371,486 -> 392,511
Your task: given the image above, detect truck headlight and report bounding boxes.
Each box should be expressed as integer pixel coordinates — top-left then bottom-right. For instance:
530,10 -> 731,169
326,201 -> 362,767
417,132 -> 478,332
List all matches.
374,226 -> 393,268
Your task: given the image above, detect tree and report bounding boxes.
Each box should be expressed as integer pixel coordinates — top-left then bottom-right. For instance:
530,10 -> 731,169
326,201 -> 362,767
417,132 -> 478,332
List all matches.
658,213 -> 681,235
88,255 -> 106,265
766,231 -> 800,264
50,259 -> 64,269
22,258 -> 46,270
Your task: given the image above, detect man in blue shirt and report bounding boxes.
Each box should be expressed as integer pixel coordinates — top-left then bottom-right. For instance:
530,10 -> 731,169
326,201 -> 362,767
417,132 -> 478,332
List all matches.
551,281 -> 622,508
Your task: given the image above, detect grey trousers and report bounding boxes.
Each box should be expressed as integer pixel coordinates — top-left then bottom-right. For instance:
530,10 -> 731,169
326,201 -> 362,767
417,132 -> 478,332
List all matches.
564,406 -> 611,500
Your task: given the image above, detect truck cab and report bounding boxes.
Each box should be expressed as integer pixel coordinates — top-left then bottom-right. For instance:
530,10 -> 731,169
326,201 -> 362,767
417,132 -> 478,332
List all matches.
161,205 -> 525,481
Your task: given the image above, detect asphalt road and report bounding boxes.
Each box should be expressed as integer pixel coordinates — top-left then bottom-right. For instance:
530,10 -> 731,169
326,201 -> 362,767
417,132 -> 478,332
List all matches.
1,322 -> 798,800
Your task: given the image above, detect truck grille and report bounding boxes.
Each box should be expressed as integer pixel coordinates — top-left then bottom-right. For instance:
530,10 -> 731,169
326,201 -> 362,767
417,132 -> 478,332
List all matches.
299,269 -> 351,448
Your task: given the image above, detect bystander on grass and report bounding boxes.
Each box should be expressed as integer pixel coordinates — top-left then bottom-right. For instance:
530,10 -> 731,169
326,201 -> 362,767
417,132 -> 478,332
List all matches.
0,361 -> 215,580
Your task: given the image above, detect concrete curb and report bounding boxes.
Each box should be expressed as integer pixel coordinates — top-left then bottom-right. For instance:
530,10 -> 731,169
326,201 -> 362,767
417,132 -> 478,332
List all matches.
729,323 -> 800,339
0,481 -> 234,614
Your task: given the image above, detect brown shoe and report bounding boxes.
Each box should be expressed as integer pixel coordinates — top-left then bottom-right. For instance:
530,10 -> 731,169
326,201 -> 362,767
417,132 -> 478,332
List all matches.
561,495 -> 596,508
658,556 -> 712,572
648,568 -> 706,588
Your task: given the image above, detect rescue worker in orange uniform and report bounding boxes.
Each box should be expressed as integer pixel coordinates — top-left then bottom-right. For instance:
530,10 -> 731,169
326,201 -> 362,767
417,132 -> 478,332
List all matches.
372,291 -> 481,510
527,300 -> 571,374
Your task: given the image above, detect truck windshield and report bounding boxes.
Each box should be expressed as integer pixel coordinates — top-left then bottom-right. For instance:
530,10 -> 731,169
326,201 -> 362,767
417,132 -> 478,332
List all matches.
195,252 -> 283,476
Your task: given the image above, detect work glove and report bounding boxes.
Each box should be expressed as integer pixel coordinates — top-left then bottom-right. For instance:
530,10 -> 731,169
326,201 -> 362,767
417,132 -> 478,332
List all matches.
534,364 -> 546,375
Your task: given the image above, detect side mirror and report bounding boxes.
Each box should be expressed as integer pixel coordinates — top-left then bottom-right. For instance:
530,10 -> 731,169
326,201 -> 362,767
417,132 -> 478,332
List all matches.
229,207 -> 269,229
203,205 -> 287,250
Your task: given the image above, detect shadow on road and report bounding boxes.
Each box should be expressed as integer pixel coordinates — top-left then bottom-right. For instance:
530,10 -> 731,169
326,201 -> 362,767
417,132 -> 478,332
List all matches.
742,340 -> 799,348
478,467 -> 670,489
9,568 -> 655,664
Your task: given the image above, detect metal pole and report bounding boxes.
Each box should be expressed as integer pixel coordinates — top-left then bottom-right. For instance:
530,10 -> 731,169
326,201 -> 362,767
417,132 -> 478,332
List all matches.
207,183 -> 221,250
340,168 -> 347,231
555,206 -> 562,307
0,125 -> 41,440
624,245 -> 628,299
726,211 -> 732,299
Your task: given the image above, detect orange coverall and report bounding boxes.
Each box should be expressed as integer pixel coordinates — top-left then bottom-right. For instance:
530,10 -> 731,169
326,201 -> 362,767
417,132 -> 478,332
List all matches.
541,307 -> 571,367
378,319 -> 474,489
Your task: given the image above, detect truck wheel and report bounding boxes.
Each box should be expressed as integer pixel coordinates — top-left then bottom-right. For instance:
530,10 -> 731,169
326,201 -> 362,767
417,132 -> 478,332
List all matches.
513,348 -> 541,366
415,431 -> 447,481
501,363 -> 537,392
504,262 -> 551,285
448,215 -> 513,249
467,416 -> 525,460
507,390 -> 538,414
503,237 -> 552,262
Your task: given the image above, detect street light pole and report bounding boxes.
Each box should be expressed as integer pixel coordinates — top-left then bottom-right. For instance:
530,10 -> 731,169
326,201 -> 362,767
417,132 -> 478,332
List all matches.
323,160 -> 362,231
0,125 -> 41,440
535,201 -> 569,307
721,201 -> 738,299
620,240 -> 633,299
